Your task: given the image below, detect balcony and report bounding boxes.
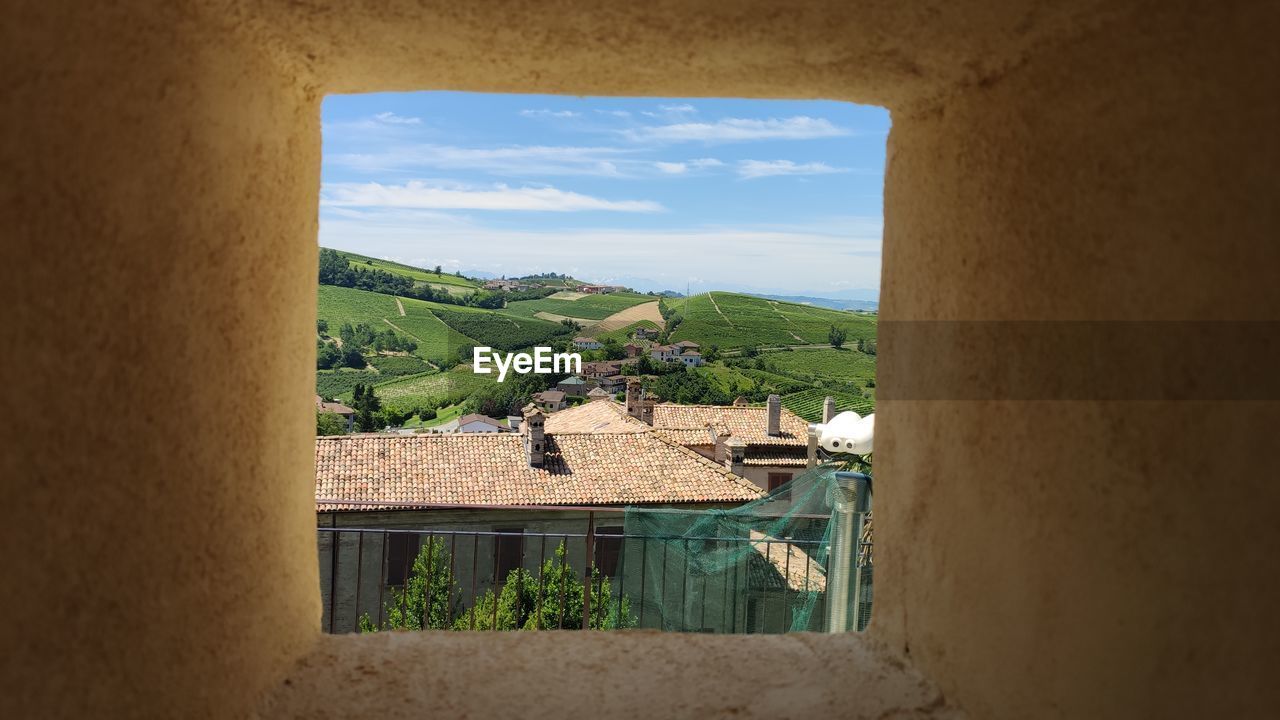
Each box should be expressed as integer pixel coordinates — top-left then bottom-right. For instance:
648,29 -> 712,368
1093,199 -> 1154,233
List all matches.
319,501 -> 872,635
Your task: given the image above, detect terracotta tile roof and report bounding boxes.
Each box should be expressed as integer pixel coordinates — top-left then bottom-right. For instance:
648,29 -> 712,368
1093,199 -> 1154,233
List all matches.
743,450 -> 809,467
651,404 -> 808,447
315,432 -> 762,511
747,531 -> 826,592
544,400 -> 648,434
535,390 -> 566,402
653,427 -> 715,446
587,387 -> 613,398
457,414 -> 503,428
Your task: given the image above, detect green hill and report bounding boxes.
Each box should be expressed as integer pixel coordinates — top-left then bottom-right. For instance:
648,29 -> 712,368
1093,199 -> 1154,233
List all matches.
504,291 -> 654,321
317,285 -> 478,363
670,292 -> 876,349
330,248 -> 481,292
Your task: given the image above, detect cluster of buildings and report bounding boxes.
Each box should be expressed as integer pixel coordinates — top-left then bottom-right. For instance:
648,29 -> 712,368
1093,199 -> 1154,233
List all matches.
482,279 -> 532,292
314,378 -> 830,633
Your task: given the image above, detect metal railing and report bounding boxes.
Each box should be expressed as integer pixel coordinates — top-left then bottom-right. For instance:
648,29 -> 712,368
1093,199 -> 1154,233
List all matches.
317,505 -> 872,635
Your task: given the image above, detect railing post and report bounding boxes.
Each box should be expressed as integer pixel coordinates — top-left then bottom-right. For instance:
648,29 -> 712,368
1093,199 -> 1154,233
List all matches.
582,512 -> 595,630
827,471 -> 870,633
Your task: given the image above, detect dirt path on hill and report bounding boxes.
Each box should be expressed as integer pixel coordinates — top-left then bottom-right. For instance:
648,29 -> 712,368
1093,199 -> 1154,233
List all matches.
766,300 -> 804,342
589,300 -> 664,333
395,297 -> 406,316
706,292 -> 738,328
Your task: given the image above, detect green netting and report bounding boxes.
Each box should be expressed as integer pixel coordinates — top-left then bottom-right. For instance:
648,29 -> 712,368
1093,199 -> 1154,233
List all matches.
621,464 -> 872,634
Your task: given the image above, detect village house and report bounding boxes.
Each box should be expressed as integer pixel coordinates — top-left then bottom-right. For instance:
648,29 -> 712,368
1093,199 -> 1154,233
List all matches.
540,381 -> 812,495
623,343 -> 643,357
587,387 -> 614,401
582,360 -> 624,379
556,376 -> 590,397
673,340 -> 700,351
456,414 -> 505,433
315,404 -> 771,631
315,395 -> 355,432
678,350 -> 703,367
573,336 -> 602,351
597,375 -> 628,394
632,327 -> 659,340
531,389 -> 567,412
576,284 -> 622,294
650,344 -> 681,362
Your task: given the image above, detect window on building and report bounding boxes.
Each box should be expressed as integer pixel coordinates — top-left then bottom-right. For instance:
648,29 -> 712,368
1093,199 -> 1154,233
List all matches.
386,533 -> 420,586
594,526 -> 624,576
494,528 -> 525,582
768,473 -> 793,493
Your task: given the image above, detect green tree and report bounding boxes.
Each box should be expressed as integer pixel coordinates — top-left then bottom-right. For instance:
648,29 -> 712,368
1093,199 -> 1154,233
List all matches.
456,543 -> 634,631
316,411 -> 348,436
351,384 -> 383,432
434,264 -> 442,276
599,338 -> 626,361
360,537 -> 460,631
828,325 -> 847,349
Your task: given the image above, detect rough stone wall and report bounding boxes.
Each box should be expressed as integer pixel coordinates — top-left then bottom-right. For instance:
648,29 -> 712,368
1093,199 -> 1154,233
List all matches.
3,0 -> 1277,718
876,2 -> 1280,717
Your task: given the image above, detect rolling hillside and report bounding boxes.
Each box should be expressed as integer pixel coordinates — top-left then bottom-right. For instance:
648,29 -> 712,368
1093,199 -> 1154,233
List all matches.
332,249 -> 481,293
504,291 -> 654,322
670,292 -> 877,349
317,285 -> 479,363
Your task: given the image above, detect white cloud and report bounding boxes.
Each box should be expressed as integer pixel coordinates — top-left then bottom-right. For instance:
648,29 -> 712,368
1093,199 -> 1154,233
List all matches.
595,109 -> 632,118
321,181 -> 663,213
623,116 -> 849,143
374,112 -> 421,125
653,158 -> 723,175
318,214 -> 882,294
738,160 -> 849,179
519,109 -> 581,119
330,144 -> 636,177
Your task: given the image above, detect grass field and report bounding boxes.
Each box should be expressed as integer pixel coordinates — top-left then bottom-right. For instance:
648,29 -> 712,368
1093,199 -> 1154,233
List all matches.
317,285 -> 480,363
342,367 -> 495,413
594,320 -> 662,344
504,292 -> 653,321
430,306 -> 571,351
761,347 -> 877,385
332,248 -> 480,289
781,388 -> 875,423
670,292 -> 877,349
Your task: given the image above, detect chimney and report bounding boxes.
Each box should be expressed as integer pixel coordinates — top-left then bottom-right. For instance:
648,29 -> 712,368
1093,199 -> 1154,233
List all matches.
725,437 -> 747,477
625,378 -> 642,419
767,394 -> 781,436
640,400 -> 655,426
522,404 -> 545,467
822,396 -> 837,423
713,429 -> 732,464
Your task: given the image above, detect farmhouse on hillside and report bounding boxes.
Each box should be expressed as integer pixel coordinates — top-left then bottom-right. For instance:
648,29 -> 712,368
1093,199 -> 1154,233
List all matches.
532,389 -> 567,412
573,336 -> 602,350
315,395 -> 355,432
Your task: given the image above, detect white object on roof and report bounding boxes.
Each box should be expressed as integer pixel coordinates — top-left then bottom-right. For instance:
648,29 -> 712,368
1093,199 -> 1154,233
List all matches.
815,411 -> 874,455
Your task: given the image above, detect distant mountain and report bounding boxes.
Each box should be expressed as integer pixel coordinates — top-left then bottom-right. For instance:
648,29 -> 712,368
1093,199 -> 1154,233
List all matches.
749,294 -> 879,312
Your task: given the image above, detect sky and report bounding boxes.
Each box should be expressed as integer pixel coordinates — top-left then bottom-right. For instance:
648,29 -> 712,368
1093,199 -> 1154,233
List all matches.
321,93 -> 888,299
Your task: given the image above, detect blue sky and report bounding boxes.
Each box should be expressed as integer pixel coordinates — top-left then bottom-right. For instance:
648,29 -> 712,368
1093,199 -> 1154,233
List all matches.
321,93 -> 888,298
